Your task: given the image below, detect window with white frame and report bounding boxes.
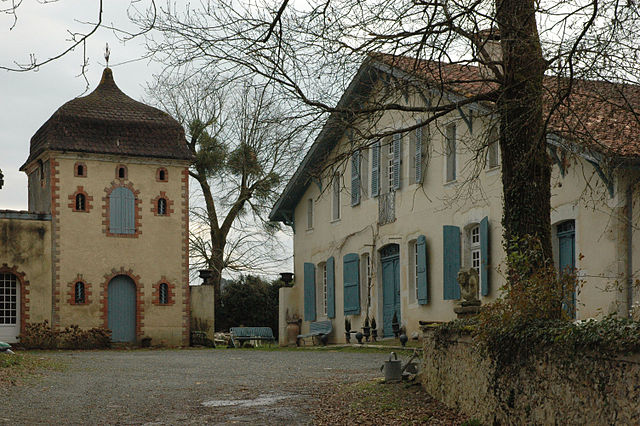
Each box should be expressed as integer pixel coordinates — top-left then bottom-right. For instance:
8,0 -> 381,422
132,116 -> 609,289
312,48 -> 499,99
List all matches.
307,198 -> 313,229
332,172 -> 340,221
445,123 -> 457,182
470,225 -> 481,280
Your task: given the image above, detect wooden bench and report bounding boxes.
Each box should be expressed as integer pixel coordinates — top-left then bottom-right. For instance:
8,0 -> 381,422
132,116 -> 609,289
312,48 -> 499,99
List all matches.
297,320 -> 332,346
229,327 -> 275,348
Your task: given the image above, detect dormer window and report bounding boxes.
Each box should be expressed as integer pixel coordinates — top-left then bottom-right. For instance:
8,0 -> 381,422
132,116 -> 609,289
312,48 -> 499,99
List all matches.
156,168 -> 168,182
116,165 -> 128,180
74,162 -> 87,177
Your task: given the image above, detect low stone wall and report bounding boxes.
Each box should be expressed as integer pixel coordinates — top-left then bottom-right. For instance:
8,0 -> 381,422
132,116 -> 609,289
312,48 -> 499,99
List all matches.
421,326 -> 640,424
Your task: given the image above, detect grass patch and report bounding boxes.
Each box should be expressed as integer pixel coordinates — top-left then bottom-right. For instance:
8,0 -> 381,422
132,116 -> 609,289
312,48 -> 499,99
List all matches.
0,352 -> 66,387
314,378 -> 469,425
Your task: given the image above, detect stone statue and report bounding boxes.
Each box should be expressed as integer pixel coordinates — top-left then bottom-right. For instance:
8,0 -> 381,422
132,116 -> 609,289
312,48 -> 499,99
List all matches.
454,268 -> 481,318
457,268 -> 480,304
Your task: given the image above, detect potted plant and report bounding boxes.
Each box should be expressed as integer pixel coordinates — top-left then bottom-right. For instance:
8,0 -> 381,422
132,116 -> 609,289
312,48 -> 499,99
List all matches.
371,317 -> 378,341
344,318 -> 352,343
362,317 -> 371,342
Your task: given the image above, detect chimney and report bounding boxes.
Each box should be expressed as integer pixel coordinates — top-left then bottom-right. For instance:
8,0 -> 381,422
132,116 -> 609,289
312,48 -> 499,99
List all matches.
474,28 -> 502,79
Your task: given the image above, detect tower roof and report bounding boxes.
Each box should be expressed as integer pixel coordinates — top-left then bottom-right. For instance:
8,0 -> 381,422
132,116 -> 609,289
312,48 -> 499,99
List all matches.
23,68 -> 192,168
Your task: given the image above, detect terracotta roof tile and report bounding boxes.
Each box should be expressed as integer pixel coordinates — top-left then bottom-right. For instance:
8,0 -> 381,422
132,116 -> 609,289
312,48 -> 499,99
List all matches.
24,68 -> 193,166
374,53 -> 640,157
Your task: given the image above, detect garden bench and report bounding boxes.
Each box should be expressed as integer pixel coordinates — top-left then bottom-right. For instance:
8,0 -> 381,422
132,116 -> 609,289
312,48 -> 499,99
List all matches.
297,320 -> 332,346
229,327 -> 275,348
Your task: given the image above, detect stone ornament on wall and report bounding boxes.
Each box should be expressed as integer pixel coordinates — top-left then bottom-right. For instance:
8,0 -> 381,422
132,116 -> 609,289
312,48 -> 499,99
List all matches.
454,268 -> 481,318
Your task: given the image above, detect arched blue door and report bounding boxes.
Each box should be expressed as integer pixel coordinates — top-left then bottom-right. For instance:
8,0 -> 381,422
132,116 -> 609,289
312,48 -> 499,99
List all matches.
381,244 -> 401,337
108,275 -> 136,342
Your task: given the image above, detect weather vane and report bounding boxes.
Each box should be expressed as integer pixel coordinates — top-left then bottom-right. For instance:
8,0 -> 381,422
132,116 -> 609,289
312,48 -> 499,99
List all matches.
105,43 -> 111,67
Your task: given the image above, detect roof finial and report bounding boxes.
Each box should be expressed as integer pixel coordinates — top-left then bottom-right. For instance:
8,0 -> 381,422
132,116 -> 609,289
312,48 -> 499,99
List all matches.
104,43 -> 111,67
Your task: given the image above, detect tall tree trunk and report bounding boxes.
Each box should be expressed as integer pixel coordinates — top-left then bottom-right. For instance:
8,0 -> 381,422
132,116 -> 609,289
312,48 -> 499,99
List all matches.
496,0 -> 552,266
207,236 -> 225,330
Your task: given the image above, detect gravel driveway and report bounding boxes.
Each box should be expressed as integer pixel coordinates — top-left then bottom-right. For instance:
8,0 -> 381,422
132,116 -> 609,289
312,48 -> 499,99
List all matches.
1,349 -> 388,425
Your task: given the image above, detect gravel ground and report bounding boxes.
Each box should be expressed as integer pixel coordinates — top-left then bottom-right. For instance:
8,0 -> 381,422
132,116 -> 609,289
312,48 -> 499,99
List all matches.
0,348 -> 392,425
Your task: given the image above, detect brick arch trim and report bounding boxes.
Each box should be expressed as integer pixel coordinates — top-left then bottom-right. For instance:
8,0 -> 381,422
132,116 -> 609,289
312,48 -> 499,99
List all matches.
102,181 -> 142,238
101,268 -> 144,339
0,264 -> 30,335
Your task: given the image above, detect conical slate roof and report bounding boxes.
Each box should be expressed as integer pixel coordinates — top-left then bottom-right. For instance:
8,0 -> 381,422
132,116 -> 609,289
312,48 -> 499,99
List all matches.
23,68 -> 192,167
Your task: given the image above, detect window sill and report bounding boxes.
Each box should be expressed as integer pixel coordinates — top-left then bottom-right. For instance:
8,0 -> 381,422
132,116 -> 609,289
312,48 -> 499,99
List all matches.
443,179 -> 457,187
305,228 -> 314,234
330,218 -> 341,224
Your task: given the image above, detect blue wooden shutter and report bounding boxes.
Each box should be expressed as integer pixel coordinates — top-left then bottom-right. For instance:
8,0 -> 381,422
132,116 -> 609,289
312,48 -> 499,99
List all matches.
109,189 -> 123,233
415,122 -> 423,184
110,187 -> 135,234
392,133 -> 401,190
371,141 -> 380,197
480,216 -> 490,296
343,253 -> 361,315
416,235 -> 428,304
326,257 -> 335,318
304,262 -> 316,321
351,151 -> 361,206
443,225 -> 461,300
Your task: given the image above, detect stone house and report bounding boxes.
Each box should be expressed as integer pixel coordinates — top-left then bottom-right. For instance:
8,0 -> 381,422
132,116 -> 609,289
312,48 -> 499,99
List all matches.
0,68 -> 192,345
270,52 -> 640,344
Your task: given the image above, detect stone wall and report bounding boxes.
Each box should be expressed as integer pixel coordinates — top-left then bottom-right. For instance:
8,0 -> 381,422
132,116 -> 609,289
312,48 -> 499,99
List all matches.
421,326 -> 640,423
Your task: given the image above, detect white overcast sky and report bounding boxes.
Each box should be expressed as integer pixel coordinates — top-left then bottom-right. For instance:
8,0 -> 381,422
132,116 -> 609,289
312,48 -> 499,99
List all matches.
0,0 -> 168,210
0,1 -> 293,278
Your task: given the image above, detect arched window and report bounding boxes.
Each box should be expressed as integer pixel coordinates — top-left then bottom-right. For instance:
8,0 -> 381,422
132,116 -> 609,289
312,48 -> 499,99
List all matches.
116,165 -> 128,179
75,162 -> 87,177
75,193 -> 86,211
157,168 -> 168,182
159,283 -> 169,304
109,187 -> 135,234
158,198 -> 167,215
75,282 -> 86,304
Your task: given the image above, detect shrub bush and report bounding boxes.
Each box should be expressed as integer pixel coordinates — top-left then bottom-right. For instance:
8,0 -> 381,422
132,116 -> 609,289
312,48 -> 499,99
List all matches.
18,320 -> 112,349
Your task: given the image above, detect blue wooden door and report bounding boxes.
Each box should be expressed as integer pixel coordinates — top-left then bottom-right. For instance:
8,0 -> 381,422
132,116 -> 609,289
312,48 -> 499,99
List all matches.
382,251 -> 401,337
108,275 -> 136,342
558,221 -> 576,317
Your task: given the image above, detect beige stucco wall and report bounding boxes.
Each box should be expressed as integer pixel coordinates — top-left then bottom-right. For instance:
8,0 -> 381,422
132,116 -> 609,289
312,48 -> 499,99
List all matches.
287,83 -> 628,342
0,214 -> 52,342
190,284 -> 215,341
44,153 -> 189,345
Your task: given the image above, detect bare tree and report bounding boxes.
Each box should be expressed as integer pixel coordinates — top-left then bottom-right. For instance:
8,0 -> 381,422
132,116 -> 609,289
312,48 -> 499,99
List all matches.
147,71 -> 310,326
137,0 -> 640,280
